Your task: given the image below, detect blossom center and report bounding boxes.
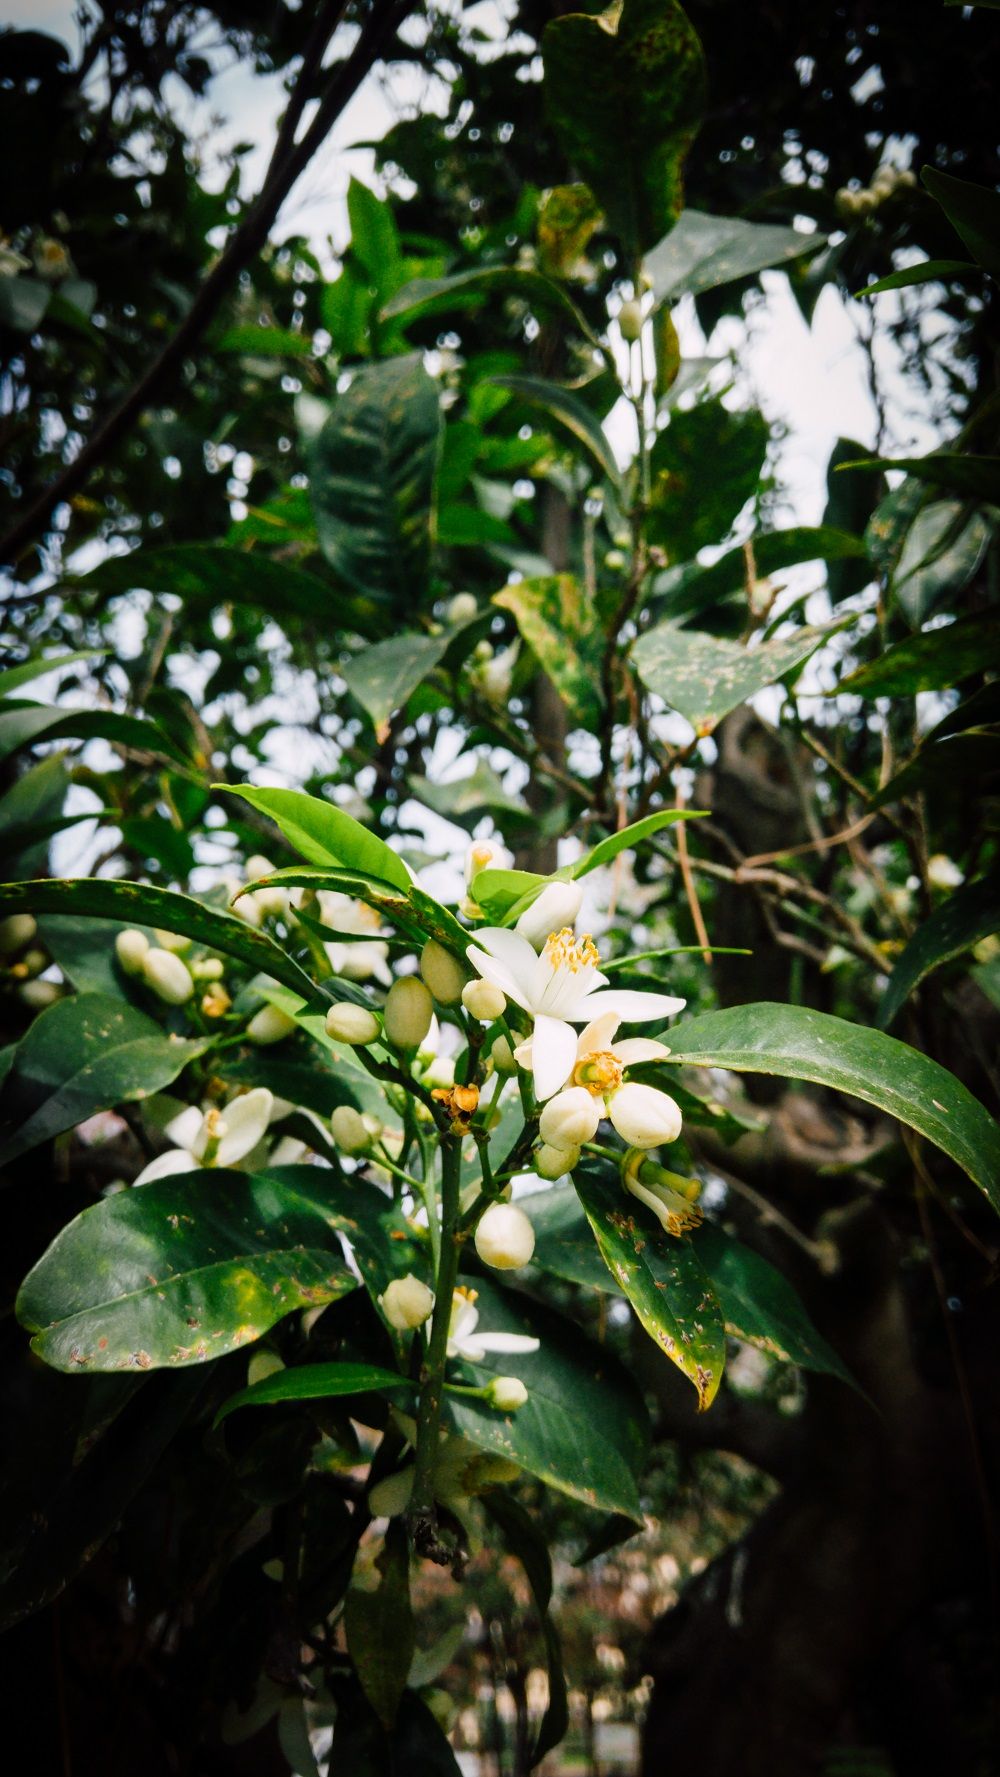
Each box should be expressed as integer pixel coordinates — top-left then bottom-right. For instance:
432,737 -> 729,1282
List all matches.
543,927 -> 599,974
574,1051 -> 623,1096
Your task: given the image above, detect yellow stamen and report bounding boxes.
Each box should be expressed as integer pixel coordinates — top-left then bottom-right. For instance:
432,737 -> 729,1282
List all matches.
574,1051 -> 624,1097
543,927 -> 600,972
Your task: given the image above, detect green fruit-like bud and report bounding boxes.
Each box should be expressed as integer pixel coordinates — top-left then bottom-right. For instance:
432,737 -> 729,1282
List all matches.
246,1004 -> 297,1045
419,938 -> 469,1006
325,1001 -> 381,1045
618,297 -> 643,342
330,1104 -> 372,1154
384,976 -> 433,1050
462,978 -> 507,1022
0,914 -> 37,955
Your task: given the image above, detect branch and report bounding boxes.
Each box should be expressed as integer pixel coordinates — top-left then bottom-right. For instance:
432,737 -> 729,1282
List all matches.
0,0 -> 414,574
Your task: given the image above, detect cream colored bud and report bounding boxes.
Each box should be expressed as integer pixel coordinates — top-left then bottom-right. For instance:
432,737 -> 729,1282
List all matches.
19,978 -> 61,1010
246,1004 -> 297,1045
927,853 -> 963,891
330,1104 -> 372,1153
245,854 -> 276,880
153,928 -> 190,954
464,837 -> 511,886
539,1086 -> 602,1151
474,1201 -> 535,1270
607,1081 -> 682,1150
379,1273 -> 435,1331
384,976 -> 433,1050
447,592 -> 478,625
19,948 -> 47,979
486,1376 -> 528,1411
231,891 -> 262,927
490,1035 -> 517,1074
190,956 -> 224,981
420,938 -> 469,1006
515,881 -> 584,950
115,929 -> 150,975
251,884 -> 288,917
462,978 -> 507,1022
0,914 -> 36,955
324,1001 -> 381,1045
604,548 -> 626,571
142,947 -> 194,1005
535,1141 -> 580,1180
618,297 -> 643,342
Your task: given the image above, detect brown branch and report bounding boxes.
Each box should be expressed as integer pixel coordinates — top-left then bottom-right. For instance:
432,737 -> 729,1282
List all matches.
0,0 -> 413,575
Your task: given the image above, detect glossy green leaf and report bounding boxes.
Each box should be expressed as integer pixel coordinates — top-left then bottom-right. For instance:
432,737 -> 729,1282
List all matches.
524,1182 -> 616,1291
443,1276 -> 649,1520
654,525 -> 871,620
921,165 -> 1000,282
345,1523 -> 415,1730
0,701 -> 190,766
218,783 -> 412,892
494,574 -> 602,724
490,373 -> 622,488
693,1224 -> 853,1382
0,879 -> 320,1003
0,993 -> 208,1169
891,501 -> 991,626
0,651 -> 102,697
471,867 -> 552,921
68,544 -> 361,629
347,177 -> 404,302
0,754 -> 72,877
573,1168 -> 726,1409
927,680 -> 1000,743
648,208 -> 824,306
260,1165 -> 426,1303
542,0 -> 706,255
309,353 -> 441,605
633,620 -> 839,731
843,452 -> 1000,506
409,760 -> 529,824
383,266 -> 597,344
822,438 -> 885,603
856,259 -> 976,297
215,1362 -> 412,1427
647,399 -> 769,561
839,610 -> 1000,697
574,808 -> 709,876
482,1491 -> 569,1766
16,1168 -> 359,1370
663,1003 -> 1000,1212
877,875 -> 1000,1030
341,631 -> 455,731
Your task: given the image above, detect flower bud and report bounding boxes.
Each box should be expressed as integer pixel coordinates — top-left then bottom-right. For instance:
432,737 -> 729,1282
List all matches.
607,1081 -> 682,1150
535,1141 -> 580,1180
18,948 -> 47,979
115,928 -> 150,975
539,1086 -> 602,1151
462,978 -> 506,1022
19,978 -> 61,1010
514,880 -> 584,950
324,1001 -> 381,1045
245,854 -> 276,880
143,947 -> 194,1005
154,928 -> 191,954
464,838 -> 511,887
927,853 -> 963,891
379,1273 -> 435,1331
0,914 -> 36,955
486,1376 -> 528,1412
474,1201 -> 535,1270
447,592 -> 478,625
618,297 -> 643,342
490,1037 -> 517,1078
420,938 -> 469,1006
246,1004 -> 297,1045
330,1104 -> 372,1153
384,976 -> 433,1051
191,955 -> 225,981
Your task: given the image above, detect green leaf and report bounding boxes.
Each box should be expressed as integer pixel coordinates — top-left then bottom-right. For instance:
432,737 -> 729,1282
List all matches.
921,166 -> 1000,283
494,574 -> 602,724
890,501 -> 991,627
0,651 -> 102,697
344,1523 -> 415,1730
309,353 -> 441,606
870,732 -> 1000,812
574,808 -> 709,876
693,1224 -> 853,1382
573,1167 -> 726,1409
0,993 -> 208,1169
0,879 -> 320,1003
842,452 -> 1000,506
443,1276 -> 649,1520
471,867 -> 552,921
525,1182 -> 619,1291
633,620 -> 839,731
647,208 -> 824,305
341,631 -> 455,732
647,399 -> 769,560
347,177 -> 404,302
838,611 -> 1000,697
822,438 -> 885,604
877,875 -> 1000,1030
68,545 -> 363,630
409,760 -> 529,824
0,701 -> 190,767
217,783 -> 412,892
260,1165 -> 426,1303
383,266 -> 597,344
538,183 -> 604,278
490,373 -> 622,488
663,1003 -> 1000,1213
482,1491 -> 569,1767
215,1362 -> 412,1427
927,680 -> 1000,743
654,525 -> 871,620
16,1169 -> 357,1371
542,0 -> 706,256
856,259 -> 976,297
214,323 -> 313,358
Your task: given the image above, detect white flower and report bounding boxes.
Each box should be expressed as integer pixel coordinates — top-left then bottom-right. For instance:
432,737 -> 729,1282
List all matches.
514,880 -> 584,950
467,928 -> 685,1100
133,1088 -> 274,1186
446,1288 -> 540,1362
474,1202 -> 535,1270
927,853 -> 963,891
379,1274 -> 435,1331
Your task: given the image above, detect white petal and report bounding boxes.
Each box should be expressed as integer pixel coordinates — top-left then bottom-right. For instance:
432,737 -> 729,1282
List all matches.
468,1332 -> 541,1355
164,1104 -> 204,1153
514,881 -> 584,949
582,989 -> 686,1023
132,1150 -> 203,1187
466,945 -> 532,1012
217,1088 -> 274,1165
473,927 -> 539,994
613,1038 -> 672,1065
268,1136 -> 308,1167
531,1014 -> 579,1101
576,1012 -> 622,1058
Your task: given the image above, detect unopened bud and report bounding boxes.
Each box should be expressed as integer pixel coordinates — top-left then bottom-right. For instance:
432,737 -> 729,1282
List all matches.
143,947 -> 194,1005
0,914 -> 36,955
246,1004 -> 297,1045
490,1035 -> 517,1074
464,838 -> 511,886
18,948 -> 47,979
379,1273 -> 435,1331
486,1376 -> 528,1411
535,1141 -> 580,1179
607,1081 -> 682,1150
420,938 -> 469,1006
462,978 -> 507,1022
539,1086 -> 602,1151
325,1001 -> 381,1045
618,297 -> 643,342
19,978 -> 61,1010
115,928 -> 150,975
474,1201 -> 535,1270
330,1104 -> 372,1153
447,592 -> 478,625
384,976 -> 433,1050
154,928 -> 190,954
514,880 -> 584,950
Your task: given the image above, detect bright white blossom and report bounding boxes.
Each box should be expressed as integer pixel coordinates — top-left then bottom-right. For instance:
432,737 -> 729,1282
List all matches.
927,854 -> 964,891
514,881 -> 584,950
467,927 -> 684,1100
133,1088 -> 274,1186
474,1202 -> 535,1270
446,1287 -> 540,1362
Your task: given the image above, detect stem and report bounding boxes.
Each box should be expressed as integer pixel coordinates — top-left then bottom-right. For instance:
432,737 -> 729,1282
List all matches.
408,1134 -> 463,1548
